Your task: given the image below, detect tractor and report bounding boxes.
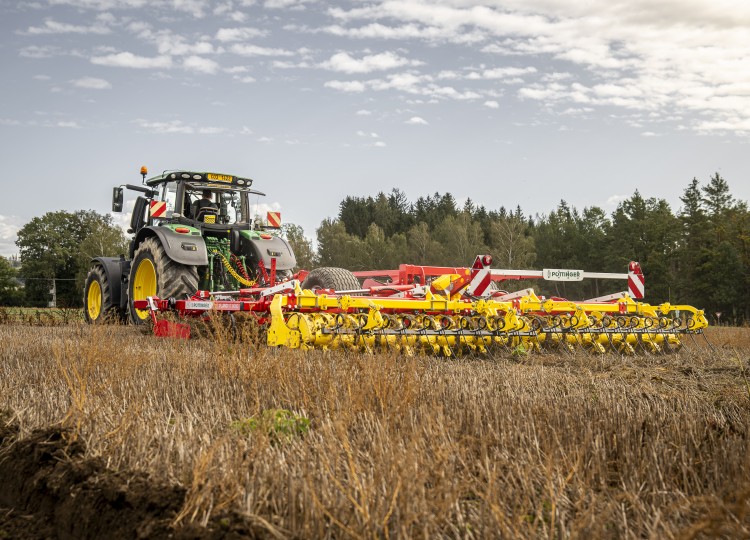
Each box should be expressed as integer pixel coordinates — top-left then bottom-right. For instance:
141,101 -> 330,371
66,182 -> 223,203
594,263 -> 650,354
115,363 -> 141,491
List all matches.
83,167 -> 303,324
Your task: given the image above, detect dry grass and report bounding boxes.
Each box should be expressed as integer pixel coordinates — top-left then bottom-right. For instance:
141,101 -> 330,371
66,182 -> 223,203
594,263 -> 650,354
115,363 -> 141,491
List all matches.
1,322 -> 749,538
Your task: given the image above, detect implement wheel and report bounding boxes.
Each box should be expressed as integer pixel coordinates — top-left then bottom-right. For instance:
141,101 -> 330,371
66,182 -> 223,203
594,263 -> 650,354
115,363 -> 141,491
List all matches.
128,237 -> 199,324
301,267 -> 361,293
83,265 -> 120,322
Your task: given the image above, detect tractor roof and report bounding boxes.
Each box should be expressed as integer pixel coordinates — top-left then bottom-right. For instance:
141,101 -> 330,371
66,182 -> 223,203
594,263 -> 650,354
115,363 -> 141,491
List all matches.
146,171 -> 254,189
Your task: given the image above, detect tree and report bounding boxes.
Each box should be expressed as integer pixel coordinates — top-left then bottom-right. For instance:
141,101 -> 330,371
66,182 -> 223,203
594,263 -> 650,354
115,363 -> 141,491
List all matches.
407,222 -> 444,265
283,223 -> 316,270
607,192 -> 679,302
488,215 -> 536,269
434,212 -> 487,266
315,219 -> 367,269
0,256 -> 23,306
675,178 -> 711,307
16,210 -> 127,307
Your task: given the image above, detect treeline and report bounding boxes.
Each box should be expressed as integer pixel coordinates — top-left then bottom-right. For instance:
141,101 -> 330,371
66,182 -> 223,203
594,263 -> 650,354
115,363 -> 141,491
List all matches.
286,173 -> 749,323
0,211 -> 127,308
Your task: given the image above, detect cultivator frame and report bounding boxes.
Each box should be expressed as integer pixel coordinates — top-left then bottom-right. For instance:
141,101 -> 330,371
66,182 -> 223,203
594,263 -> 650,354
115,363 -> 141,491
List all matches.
135,255 -> 708,356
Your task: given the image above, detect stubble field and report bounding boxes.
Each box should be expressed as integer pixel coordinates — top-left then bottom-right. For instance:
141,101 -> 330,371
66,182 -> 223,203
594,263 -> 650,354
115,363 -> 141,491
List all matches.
0,320 -> 748,539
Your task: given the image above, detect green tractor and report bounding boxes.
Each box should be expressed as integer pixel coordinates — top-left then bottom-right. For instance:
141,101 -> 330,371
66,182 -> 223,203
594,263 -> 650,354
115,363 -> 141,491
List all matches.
83,167 -> 297,323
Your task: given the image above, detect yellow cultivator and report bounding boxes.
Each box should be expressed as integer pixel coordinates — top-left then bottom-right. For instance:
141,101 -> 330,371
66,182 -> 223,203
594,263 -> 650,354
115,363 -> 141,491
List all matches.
136,255 -> 708,356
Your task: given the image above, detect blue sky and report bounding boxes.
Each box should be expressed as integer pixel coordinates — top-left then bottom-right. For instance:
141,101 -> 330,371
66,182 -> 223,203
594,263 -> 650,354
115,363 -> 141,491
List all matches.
1,0 -> 748,257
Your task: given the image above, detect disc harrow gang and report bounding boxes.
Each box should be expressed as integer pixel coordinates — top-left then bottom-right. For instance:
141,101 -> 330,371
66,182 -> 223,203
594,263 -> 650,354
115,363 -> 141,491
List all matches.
134,255 -> 708,356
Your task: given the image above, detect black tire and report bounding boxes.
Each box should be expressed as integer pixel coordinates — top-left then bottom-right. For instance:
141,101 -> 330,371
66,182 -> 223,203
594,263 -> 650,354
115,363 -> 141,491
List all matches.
83,264 -> 118,323
301,267 -> 361,293
128,237 -> 199,324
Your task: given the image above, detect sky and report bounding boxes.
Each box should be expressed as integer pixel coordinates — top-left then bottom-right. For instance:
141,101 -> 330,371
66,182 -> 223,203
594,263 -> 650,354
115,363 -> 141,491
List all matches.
1,0 -> 749,258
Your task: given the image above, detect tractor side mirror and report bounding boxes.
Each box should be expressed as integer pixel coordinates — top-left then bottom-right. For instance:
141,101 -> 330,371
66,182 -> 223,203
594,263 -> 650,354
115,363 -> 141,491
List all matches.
112,187 -> 124,212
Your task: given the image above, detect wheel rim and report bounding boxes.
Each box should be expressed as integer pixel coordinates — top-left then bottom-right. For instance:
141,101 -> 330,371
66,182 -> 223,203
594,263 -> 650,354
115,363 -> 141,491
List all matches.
133,258 -> 157,320
86,280 -> 102,320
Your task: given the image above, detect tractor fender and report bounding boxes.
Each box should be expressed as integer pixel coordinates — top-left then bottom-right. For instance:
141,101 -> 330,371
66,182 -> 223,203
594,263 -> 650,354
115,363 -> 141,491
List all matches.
240,232 -> 297,271
90,256 -> 130,308
132,226 -> 209,266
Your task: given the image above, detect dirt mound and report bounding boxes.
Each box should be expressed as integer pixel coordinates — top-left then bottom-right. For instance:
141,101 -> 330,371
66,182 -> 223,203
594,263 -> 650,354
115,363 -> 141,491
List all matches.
0,420 -> 261,539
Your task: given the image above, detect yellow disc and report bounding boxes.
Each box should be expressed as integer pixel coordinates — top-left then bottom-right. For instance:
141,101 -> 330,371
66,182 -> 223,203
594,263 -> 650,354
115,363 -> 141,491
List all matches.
132,258 -> 157,320
86,279 -> 102,320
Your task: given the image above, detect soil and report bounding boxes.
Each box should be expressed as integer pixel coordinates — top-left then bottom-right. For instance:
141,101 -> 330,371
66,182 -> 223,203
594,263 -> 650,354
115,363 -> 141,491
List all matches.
0,420 -> 263,540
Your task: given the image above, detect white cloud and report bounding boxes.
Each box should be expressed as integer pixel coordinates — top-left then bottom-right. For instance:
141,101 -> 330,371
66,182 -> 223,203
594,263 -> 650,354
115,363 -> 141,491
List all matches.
326,1 -> 750,135
320,51 -> 423,73
71,76 -> 112,89
91,52 -> 172,69
230,44 -> 296,57
355,109 -> 372,116
24,18 -> 111,35
606,194 -> 628,206
405,116 -> 428,125
182,55 -> 220,74
57,121 -> 80,128
19,46 -> 62,59
484,100 -> 499,109
133,119 -> 226,134
265,0 -> 315,9
324,80 -> 366,92
0,215 -> 22,258
215,27 -> 267,42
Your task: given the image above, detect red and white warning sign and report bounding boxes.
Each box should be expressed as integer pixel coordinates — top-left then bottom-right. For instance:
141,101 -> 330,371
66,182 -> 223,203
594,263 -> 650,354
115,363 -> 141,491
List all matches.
267,211 -> 281,228
150,201 -> 167,218
628,261 -> 645,299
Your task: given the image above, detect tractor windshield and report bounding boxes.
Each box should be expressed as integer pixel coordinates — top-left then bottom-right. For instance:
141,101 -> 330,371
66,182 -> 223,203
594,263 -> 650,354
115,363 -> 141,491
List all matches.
184,185 -> 250,225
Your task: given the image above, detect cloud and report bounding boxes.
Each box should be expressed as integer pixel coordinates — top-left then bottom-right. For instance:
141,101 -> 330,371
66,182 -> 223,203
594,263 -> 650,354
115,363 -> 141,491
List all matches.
0,215 -> 22,258
325,1 -> 750,135
405,116 -> 428,125
355,109 -> 372,116
320,51 -> 423,73
182,55 -> 220,74
215,27 -> 267,42
91,52 -> 172,69
264,0 -> 315,9
71,76 -> 112,89
324,80 -> 366,92
24,18 -> 111,35
606,194 -> 628,206
484,100 -> 499,109
19,46 -> 63,59
57,121 -> 80,128
133,119 -> 226,134
230,44 -> 296,57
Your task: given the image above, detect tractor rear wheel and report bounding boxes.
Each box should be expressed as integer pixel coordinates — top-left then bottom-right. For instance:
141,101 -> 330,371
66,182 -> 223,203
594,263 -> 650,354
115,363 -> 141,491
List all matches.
301,267 -> 361,293
128,236 -> 199,324
84,264 -> 119,322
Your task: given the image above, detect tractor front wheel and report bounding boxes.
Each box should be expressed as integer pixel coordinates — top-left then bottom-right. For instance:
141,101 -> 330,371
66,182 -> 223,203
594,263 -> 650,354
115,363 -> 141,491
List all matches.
83,264 -> 118,322
128,237 -> 199,324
